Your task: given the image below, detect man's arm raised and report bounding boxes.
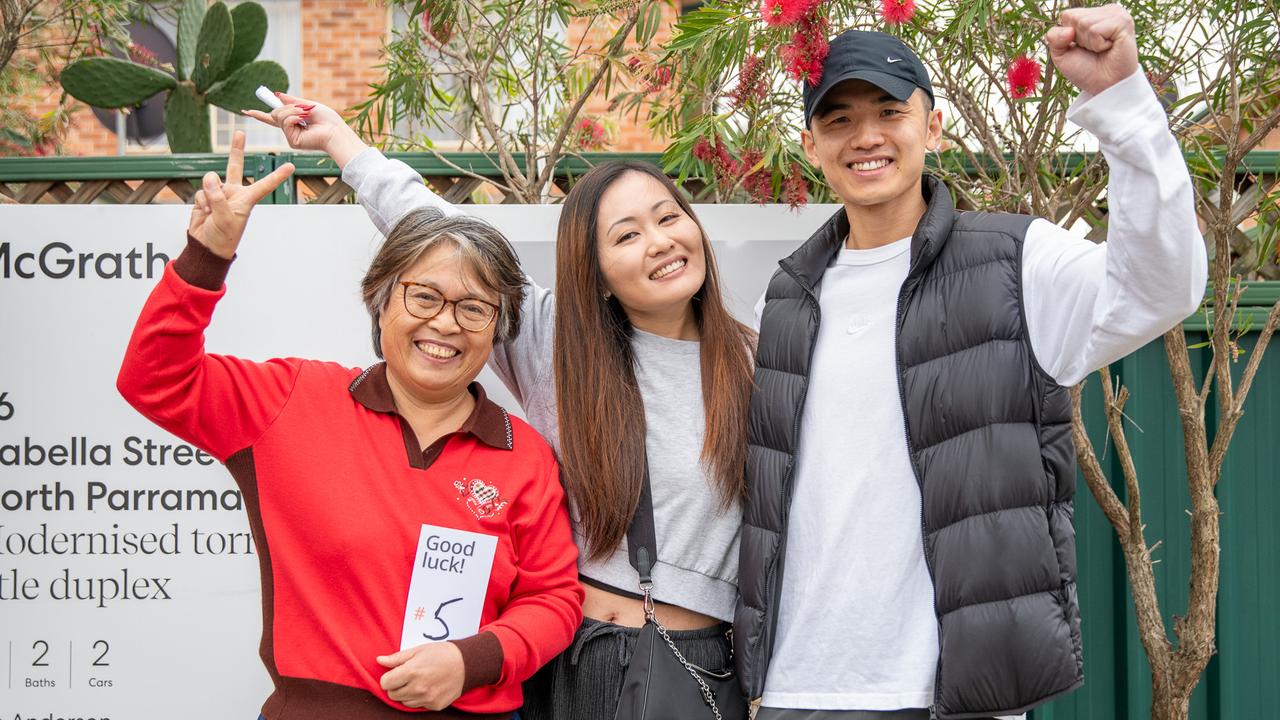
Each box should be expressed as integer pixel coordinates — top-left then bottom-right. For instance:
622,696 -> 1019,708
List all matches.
1023,4 -> 1208,386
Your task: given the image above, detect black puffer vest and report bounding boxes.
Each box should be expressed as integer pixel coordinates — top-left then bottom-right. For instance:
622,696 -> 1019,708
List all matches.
735,177 -> 1083,718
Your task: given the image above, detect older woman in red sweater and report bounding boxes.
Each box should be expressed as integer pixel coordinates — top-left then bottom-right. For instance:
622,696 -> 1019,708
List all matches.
117,133 -> 582,720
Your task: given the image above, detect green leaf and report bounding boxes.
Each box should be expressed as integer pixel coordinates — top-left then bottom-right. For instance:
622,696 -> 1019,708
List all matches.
177,0 -> 208,81
165,83 -> 212,153
635,1 -> 662,47
227,2 -> 268,76
206,60 -> 289,112
668,8 -> 734,52
60,57 -> 177,108
192,2 -> 234,92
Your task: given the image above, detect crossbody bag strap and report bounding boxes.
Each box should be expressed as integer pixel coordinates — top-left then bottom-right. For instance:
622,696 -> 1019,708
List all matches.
623,458 -> 729,720
626,459 -> 658,607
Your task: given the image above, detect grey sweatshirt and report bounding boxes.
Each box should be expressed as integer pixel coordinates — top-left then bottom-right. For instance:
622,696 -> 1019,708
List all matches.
343,149 -> 741,621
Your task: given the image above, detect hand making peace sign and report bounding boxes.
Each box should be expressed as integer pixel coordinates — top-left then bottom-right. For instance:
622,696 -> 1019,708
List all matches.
189,130 -> 296,260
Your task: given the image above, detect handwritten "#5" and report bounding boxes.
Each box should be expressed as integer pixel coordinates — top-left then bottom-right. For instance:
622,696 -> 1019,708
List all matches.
423,597 -> 465,641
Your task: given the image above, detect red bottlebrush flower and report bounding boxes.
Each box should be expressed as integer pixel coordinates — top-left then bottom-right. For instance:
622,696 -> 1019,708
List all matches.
693,137 -> 716,161
702,140 -> 741,188
729,55 -> 769,109
880,0 -> 915,25
784,163 -> 809,208
1007,55 -> 1042,99
645,65 -> 674,93
780,13 -> 830,86
743,172 -> 773,203
693,136 -> 741,191
761,0 -> 819,26
738,149 -> 772,203
574,117 -> 607,150
715,159 -> 741,185
627,56 -> 643,73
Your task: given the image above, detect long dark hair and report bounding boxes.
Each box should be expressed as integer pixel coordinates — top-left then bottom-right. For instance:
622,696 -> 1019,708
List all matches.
553,161 -> 755,562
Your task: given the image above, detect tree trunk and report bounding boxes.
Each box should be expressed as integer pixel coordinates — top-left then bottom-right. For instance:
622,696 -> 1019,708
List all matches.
1150,678 -> 1193,720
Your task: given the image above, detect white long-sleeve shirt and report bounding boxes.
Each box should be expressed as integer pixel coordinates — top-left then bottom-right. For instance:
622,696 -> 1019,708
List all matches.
761,69 -> 1207,711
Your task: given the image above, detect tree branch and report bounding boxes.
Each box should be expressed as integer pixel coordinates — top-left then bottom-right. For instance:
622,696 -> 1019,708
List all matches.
1163,326 -> 1211,489
1070,381 -> 1130,536
1098,372 -> 1145,548
533,5 -> 641,195
1207,298 -> 1280,480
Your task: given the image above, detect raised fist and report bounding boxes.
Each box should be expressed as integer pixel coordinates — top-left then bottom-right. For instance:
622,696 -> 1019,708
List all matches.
1045,3 -> 1140,97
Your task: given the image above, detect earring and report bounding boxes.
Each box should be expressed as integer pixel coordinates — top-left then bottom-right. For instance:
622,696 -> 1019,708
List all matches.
602,290 -> 612,300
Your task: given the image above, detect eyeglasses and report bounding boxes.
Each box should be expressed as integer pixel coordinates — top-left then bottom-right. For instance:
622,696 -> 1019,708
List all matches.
399,281 -> 500,333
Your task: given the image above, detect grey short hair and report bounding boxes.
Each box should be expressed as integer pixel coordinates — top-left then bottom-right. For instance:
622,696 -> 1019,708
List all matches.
361,208 -> 525,357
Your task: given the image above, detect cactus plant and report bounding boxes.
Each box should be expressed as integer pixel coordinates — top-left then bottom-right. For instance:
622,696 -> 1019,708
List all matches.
59,0 -> 288,153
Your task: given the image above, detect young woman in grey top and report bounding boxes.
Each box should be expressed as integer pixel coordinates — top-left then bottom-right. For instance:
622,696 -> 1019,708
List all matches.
250,96 -> 755,718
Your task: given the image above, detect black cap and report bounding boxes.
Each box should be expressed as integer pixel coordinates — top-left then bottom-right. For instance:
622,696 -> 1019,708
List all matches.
803,29 -> 934,127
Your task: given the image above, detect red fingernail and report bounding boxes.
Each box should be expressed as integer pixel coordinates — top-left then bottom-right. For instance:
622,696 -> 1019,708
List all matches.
299,104 -> 315,110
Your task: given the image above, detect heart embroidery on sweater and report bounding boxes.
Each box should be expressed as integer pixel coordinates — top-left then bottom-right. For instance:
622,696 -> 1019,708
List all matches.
454,478 -> 510,520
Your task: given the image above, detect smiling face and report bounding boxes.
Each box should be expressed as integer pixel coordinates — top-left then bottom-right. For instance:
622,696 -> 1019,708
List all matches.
379,242 -> 498,406
593,171 -> 707,330
802,80 -> 942,212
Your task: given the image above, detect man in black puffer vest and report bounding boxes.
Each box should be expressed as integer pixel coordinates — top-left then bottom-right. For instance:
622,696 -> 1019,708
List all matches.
736,5 -> 1207,720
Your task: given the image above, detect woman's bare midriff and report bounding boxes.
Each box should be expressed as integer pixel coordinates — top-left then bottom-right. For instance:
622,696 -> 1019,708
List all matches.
582,583 -> 721,630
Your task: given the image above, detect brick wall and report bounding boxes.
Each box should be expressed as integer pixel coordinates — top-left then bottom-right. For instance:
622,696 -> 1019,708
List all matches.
300,0 -> 386,120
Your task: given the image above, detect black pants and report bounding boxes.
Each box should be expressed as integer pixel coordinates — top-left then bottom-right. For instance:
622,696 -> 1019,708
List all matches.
520,617 -> 734,720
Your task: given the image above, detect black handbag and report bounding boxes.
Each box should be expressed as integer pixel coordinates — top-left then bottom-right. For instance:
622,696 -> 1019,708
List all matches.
613,463 -> 748,720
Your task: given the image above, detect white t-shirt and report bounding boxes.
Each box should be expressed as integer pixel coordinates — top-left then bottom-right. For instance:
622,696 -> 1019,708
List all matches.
760,69 -> 1208,711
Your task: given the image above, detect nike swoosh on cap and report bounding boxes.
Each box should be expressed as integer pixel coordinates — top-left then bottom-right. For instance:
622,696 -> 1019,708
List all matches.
887,57 -> 903,63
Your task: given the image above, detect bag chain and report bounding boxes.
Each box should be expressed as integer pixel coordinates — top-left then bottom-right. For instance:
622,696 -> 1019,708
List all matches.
644,587 -> 725,720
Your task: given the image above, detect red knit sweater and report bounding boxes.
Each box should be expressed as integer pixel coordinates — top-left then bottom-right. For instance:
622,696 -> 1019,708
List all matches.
116,238 -> 583,719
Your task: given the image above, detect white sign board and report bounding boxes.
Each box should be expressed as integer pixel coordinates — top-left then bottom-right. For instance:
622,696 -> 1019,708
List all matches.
401,524 -> 498,650
0,203 -> 834,717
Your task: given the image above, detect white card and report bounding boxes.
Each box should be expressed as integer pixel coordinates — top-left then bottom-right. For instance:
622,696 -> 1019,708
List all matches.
400,524 -> 498,650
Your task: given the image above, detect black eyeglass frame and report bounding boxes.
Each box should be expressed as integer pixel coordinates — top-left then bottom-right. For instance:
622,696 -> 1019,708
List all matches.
398,281 -> 501,333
